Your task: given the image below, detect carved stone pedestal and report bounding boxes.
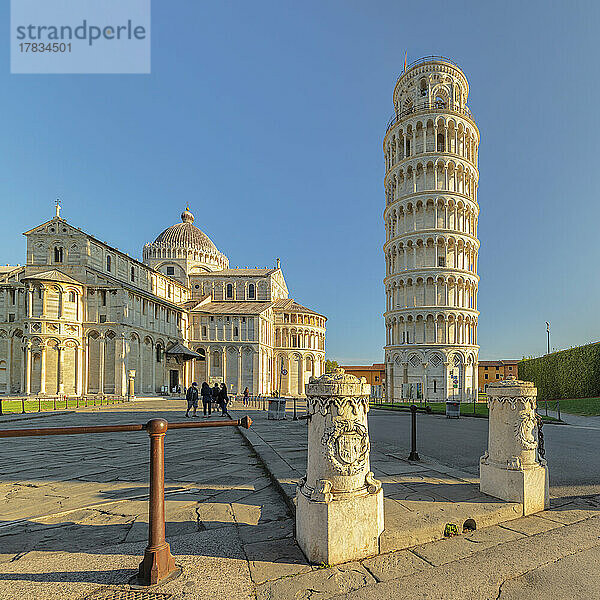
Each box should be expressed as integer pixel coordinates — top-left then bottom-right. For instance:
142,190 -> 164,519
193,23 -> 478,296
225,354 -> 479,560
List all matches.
480,377 -> 549,515
296,369 -> 384,565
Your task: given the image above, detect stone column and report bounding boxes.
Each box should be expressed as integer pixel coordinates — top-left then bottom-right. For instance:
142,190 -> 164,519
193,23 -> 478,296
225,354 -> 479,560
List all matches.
76,344 -> 83,396
57,344 -> 65,395
296,369 -> 384,565
480,377 -> 549,515
40,344 -> 47,395
24,341 -> 32,396
237,350 -> 242,396
99,334 -> 105,395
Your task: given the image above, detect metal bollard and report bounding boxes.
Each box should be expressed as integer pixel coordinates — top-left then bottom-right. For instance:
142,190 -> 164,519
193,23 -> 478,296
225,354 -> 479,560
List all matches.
21,399 -> 26,414
0,400 -> 2,416
53,397 -> 57,411
38,398 -> 41,412
293,397 -> 297,420
407,404 -> 420,461
556,399 -> 561,421
138,418 -> 177,585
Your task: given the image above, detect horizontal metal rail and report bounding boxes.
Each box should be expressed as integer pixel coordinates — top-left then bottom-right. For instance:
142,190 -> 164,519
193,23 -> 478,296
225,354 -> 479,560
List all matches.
0,415 -> 252,585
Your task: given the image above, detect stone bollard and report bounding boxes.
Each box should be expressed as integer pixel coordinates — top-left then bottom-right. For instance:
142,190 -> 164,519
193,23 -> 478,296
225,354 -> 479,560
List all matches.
480,377 -> 549,515
296,369 -> 384,564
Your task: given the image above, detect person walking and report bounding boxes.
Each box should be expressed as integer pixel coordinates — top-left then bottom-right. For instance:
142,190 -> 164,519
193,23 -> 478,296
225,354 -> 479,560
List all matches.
185,382 -> 199,418
243,386 -> 250,407
212,383 -> 220,412
219,382 -> 229,416
201,381 -> 212,418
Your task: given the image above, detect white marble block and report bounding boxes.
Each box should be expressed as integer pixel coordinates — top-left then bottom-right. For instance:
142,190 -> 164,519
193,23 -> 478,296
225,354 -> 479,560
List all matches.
296,368 -> 384,565
480,377 -> 549,515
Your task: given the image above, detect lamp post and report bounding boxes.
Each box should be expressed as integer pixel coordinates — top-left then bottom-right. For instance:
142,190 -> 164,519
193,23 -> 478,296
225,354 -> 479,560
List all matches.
546,322 -> 550,355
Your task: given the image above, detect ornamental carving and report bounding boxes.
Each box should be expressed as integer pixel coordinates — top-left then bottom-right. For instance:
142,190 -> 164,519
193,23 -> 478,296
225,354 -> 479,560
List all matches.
515,410 -> 538,450
311,479 -> 333,503
307,396 -> 370,417
487,396 -> 536,411
321,419 -> 369,475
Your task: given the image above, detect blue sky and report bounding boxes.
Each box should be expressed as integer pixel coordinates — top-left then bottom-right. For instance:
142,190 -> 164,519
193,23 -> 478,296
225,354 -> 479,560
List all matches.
2,1 -> 599,363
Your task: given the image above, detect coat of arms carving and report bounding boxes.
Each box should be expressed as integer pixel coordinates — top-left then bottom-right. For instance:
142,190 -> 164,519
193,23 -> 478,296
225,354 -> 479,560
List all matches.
321,419 -> 369,475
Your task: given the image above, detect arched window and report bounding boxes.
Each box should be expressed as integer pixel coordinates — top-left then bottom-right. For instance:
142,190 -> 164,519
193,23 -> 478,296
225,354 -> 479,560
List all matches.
68,291 -> 76,302
234,326 -> 239,337
54,247 -> 64,263
131,266 -> 135,282
437,133 -> 445,152
156,344 -> 162,362
248,283 -> 255,299
226,283 -> 233,299
435,96 -> 446,109
106,255 -> 112,272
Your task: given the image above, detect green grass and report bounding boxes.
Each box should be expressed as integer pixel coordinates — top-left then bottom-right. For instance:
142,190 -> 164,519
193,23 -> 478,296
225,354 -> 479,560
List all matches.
538,397 -> 600,417
0,397 -> 125,415
370,400 -> 560,422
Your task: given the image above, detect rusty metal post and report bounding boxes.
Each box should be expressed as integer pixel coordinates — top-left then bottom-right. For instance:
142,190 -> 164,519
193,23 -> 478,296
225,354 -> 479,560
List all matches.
21,399 -> 25,414
138,418 -> 177,585
53,397 -> 57,411
38,398 -> 42,412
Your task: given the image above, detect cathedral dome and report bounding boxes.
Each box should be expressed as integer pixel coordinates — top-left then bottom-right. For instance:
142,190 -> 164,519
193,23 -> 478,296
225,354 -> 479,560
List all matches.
153,207 -> 218,253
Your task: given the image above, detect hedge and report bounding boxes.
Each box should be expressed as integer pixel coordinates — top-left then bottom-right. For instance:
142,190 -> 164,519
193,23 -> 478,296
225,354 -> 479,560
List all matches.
518,342 -> 600,400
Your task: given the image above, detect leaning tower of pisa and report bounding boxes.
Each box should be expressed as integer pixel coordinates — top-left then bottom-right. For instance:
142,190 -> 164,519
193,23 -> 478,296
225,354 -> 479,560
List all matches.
383,56 -> 480,403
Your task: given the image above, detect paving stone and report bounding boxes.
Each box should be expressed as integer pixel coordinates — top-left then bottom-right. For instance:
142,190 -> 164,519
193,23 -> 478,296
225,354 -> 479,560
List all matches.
244,536 -> 312,584
256,562 -> 375,600
411,524 -> 526,566
499,514 -> 563,535
237,518 -> 294,545
361,549 -> 432,581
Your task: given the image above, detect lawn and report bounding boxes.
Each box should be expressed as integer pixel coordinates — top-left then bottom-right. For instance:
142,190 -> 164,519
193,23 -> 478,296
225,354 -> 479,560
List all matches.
538,397 -> 600,417
370,399 -> 560,422
0,396 -> 125,415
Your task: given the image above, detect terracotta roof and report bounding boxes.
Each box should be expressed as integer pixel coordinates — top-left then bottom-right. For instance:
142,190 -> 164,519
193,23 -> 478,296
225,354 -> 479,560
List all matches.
273,298 -> 326,318
340,364 -> 385,371
190,301 -> 273,315
22,269 -> 83,285
479,360 -> 519,366
195,268 -> 277,277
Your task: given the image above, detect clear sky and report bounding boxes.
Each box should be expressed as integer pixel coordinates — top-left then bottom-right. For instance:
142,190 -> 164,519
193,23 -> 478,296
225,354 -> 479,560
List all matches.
1,1 -> 599,364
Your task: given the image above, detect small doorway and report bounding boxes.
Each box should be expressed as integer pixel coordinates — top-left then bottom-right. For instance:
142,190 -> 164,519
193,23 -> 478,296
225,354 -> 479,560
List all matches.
169,369 -> 179,392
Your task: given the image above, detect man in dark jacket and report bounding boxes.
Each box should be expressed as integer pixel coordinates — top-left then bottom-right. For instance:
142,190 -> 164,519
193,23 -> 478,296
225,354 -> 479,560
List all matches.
185,382 -> 199,418
219,383 -> 229,416
212,383 -> 220,411
201,381 -> 212,418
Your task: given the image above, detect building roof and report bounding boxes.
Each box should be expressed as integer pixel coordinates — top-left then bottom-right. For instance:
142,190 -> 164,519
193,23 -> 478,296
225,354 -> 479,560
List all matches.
479,360 -> 519,366
273,298 -> 326,318
340,364 -> 385,371
166,343 -> 201,359
193,268 -> 277,277
191,301 -> 273,315
151,208 -> 221,255
22,269 -> 83,285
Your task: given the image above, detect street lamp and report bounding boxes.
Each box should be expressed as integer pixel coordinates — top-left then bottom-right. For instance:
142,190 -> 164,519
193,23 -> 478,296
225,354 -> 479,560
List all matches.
546,322 -> 550,355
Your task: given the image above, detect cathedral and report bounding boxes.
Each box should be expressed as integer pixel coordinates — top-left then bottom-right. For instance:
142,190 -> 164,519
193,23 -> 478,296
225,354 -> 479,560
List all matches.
0,205 -> 326,397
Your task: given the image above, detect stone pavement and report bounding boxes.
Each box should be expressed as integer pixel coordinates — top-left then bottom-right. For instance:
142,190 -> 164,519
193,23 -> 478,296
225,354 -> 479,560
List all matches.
0,399 -> 295,599
1,399 -> 600,599
229,406 -> 600,600
232,408 -> 523,553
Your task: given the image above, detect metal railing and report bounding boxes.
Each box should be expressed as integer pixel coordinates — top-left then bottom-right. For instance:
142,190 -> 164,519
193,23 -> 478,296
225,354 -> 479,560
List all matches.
385,102 -> 475,133
0,415 -> 252,585
0,395 -> 127,416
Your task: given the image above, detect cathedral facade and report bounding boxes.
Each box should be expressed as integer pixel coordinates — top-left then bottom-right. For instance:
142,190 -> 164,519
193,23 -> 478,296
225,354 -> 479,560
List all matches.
0,206 -> 326,397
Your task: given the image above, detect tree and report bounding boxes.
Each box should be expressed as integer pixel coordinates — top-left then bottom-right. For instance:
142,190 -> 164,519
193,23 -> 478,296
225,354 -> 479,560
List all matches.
325,359 -> 339,373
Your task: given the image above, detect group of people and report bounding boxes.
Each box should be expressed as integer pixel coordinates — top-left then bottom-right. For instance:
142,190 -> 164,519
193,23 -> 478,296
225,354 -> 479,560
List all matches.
185,381 -> 229,418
